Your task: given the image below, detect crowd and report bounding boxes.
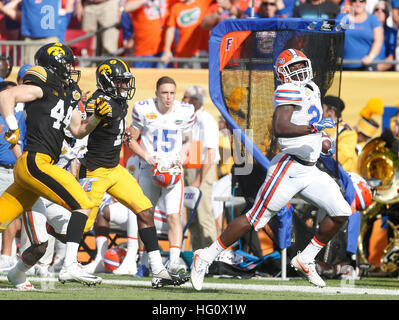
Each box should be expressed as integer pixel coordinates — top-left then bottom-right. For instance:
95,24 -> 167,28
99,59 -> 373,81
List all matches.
0,0 -> 399,70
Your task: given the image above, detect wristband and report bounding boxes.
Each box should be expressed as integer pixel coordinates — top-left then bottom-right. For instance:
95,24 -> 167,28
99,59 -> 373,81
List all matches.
5,114 -> 18,131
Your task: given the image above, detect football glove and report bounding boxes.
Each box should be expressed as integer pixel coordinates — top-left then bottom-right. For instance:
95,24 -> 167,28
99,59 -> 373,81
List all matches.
320,140 -> 335,158
87,97 -> 112,119
4,128 -> 20,148
310,118 -> 335,133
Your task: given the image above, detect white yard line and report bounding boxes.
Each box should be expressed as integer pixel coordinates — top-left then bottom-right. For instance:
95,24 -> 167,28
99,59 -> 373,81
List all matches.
0,275 -> 397,296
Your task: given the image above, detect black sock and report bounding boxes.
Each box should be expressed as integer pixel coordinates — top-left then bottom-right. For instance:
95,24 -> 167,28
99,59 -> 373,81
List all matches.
66,211 -> 88,243
138,226 -> 159,252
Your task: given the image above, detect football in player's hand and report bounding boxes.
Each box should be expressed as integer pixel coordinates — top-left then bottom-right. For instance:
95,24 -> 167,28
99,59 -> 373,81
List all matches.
321,132 -> 332,153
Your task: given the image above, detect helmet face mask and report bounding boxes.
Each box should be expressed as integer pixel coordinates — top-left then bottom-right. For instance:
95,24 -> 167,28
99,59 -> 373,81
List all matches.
96,59 -> 136,101
35,43 -> 80,84
275,49 -> 313,86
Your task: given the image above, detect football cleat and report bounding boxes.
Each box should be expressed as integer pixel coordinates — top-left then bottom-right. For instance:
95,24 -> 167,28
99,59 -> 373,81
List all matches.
190,249 -> 212,291
165,260 -> 188,275
59,262 -> 102,286
7,266 -> 35,291
151,268 -> 190,288
291,253 -> 326,287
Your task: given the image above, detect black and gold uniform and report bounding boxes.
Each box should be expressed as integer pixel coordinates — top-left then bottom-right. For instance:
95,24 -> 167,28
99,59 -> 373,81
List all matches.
23,66 -> 81,163
0,51 -> 93,231
81,90 -> 127,170
78,58 -> 152,232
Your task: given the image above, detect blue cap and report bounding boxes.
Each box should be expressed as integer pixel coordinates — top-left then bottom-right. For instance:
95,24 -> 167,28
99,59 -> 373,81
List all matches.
17,64 -> 32,81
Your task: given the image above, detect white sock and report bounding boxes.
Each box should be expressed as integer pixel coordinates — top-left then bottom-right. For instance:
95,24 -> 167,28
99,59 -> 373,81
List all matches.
16,258 -> 33,273
63,242 -> 80,267
124,236 -> 138,263
125,212 -> 138,263
207,237 -> 226,261
95,236 -> 108,260
148,250 -> 164,274
300,236 -> 325,262
169,246 -> 181,265
54,239 -> 66,263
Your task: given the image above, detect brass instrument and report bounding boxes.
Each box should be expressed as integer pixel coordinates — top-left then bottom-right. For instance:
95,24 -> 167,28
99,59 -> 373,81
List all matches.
357,137 -> 399,204
357,137 -> 399,272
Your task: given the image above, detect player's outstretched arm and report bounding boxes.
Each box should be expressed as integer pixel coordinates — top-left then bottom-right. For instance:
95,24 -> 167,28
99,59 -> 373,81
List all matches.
68,98 -> 112,138
0,84 -> 43,147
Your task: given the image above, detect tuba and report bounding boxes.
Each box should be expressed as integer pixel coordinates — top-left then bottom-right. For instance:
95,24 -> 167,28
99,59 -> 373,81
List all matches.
357,137 -> 399,272
357,137 -> 399,204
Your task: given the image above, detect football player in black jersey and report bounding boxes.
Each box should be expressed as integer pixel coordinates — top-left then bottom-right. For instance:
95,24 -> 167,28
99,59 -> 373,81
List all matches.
0,43 -> 110,286
78,58 -> 189,288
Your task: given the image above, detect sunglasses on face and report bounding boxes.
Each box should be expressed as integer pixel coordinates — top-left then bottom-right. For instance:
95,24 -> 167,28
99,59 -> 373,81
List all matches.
351,0 -> 366,3
374,7 -> 387,13
261,2 -> 276,6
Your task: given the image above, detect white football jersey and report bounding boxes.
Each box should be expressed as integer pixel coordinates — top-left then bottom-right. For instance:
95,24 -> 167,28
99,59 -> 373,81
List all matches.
131,98 -> 196,159
273,81 -> 322,162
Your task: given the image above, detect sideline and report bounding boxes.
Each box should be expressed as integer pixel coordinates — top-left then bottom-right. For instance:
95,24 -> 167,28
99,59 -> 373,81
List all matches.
1,276 -> 398,296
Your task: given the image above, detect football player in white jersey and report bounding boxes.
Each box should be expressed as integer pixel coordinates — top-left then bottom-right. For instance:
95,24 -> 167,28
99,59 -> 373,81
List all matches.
128,76 -> 195,273
190,48 -> 353,290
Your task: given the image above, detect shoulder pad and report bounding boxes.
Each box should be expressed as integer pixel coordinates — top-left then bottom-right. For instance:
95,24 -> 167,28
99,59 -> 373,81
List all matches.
23,66 -> 48,84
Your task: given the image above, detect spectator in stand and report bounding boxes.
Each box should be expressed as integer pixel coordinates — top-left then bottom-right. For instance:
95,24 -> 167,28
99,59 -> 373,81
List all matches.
258,0 -> 279,18
276,0 -> 295,17
161,0 -> 213,68
0,57 -> 11,82
373,1 -> 397,71
336,0 -> 383,71
124,0 -> 176,68
0,0 -> 21,41
58,0 -> 84,43
293,0 -> 340,19
81,0 -> 121,56
201,0 -> 247,31
20,0 -> 60,65
392,0 -> 399,25
119,10 -> 134,57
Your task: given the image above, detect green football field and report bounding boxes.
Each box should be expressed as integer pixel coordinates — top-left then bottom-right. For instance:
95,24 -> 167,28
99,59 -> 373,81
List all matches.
0,273 -> 397,318
0,273 -> 398,300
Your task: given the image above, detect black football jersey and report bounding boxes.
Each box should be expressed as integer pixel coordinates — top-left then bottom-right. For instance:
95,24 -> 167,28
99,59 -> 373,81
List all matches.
81,90 -> 128,170
22,66 -> 82,163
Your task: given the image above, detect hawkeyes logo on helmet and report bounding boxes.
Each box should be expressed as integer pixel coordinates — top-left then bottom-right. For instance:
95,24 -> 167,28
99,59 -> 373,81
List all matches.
98,64 -> 112,76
